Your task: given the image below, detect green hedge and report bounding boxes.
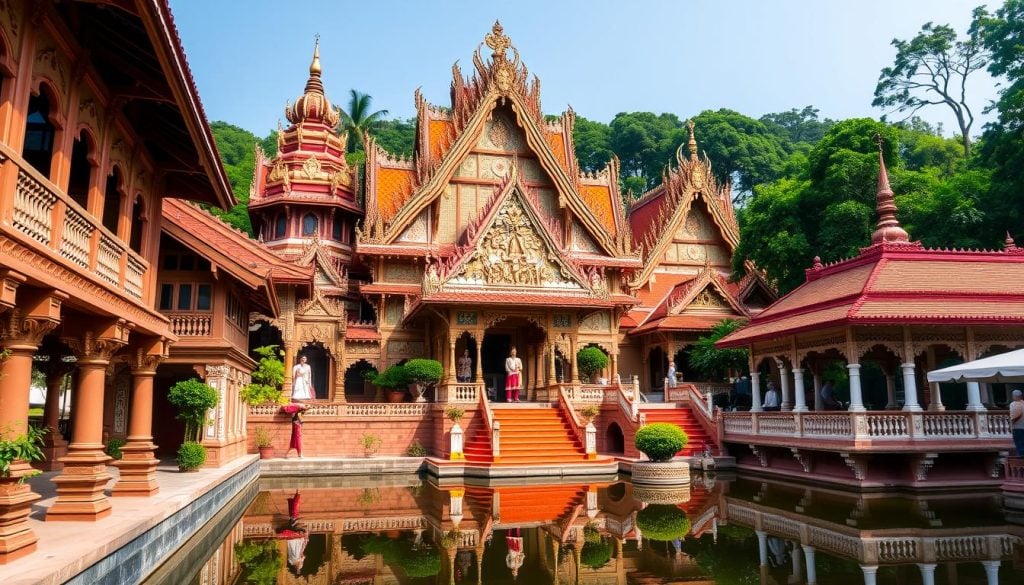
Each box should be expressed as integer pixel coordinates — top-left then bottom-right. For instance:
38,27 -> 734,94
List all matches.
177,441 -> 206,471
580,539 -> 613,569
636,504 -> 691,541
635,422 -> 688,462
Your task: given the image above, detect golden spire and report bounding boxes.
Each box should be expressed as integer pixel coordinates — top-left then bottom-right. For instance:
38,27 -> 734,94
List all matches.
304,35 -> 324,95
870,134 -> 910,244
686,119 -> 698,161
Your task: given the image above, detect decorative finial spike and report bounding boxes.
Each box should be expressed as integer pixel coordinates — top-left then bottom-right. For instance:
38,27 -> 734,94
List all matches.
870,134 -> 910,245
812,256 -> 823,270
310,35 -> 322,76
687,119 -> 698,161
1006,231 -> 1018,251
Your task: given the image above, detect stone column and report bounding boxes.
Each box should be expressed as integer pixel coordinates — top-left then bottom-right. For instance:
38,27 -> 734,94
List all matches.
755,530 -> 768,566
884,373 -> 897,409
790,541 -> 803,581
570,338 -> 580,383
37,347 -> 74,471
779,367 -> 792,411
861,565 -> 878,585
113,347 -> 164,496
448,340 -> 457,384
847,363 -> 866,412
792,368 -> 808,412
802,545 -> 817,585
0,298 -> 60,561
49,323 -> 128,521
981,560 -> 1000,585
812,372 -> 823,411
750,371 -> 763,412
965,382 -> 985,412
926,347 -> 944,411
282,343 -> 295,400
547,342 -> 557,386
610,352 -> 619,383
918,563 -> 937,585
474,335 -> 483,384
902,363 -> 922,411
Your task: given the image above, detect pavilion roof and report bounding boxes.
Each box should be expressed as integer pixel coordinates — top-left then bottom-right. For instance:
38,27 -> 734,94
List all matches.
718,146 -> 1024,348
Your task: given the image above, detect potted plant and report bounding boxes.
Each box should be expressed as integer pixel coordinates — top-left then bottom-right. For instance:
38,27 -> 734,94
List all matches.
372,365 -> 410,403
240,346 -> 286,406
445,407 -> 465,460
632,422 -> 690,486
576,346 -> 609,384
403,358 -> 443,402
168,378 -> 219,471
578,405 -> 600,425
254,426 -> 274,459
361,432 -> 382,457
445,406 -> 465,424
636,504 -> 692,541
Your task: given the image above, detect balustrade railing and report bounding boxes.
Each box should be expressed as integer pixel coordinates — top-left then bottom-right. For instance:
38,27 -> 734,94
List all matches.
248,402 -> 430,417
3,146 -> 149,301
1007,457 -> 1024,484
170,313 -> 213,337
721,409 -> 1011,447
438,381 -> 482,404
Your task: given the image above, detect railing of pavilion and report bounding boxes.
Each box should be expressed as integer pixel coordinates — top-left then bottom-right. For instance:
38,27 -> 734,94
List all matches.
248,402 -> 430,417
478,384 -> 497,460
437,381 -> 482,403
726,500 -> 1020,565
1006,457 -> 1024,484
1,142 -> 148,301
721,410 -> 1012,444
557,386 -> 591,456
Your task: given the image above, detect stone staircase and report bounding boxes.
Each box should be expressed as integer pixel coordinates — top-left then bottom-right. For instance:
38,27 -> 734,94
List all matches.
464,404 -> 591,465
639,405 -> 714,457
492,484 -> 586,524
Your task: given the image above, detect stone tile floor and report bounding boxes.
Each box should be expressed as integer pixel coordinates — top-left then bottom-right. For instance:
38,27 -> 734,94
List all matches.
0,455 -> 256,585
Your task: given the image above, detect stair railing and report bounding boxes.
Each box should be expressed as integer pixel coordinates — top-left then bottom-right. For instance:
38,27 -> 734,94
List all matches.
479,385 -> 498,461
680,383 -> 722,453
615,383 -> 640,424
558,386 -> 593,458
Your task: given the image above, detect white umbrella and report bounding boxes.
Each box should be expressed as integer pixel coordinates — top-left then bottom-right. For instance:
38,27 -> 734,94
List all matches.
927,348 -> 1024,384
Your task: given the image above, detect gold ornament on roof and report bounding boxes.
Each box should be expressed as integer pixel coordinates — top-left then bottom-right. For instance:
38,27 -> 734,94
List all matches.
485,21 -> 512,60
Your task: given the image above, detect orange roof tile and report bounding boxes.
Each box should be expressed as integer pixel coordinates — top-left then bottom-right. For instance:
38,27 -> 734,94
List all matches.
428,119 -> 452,161
871,259 -> 1024,293
757,262 -> 874,317
375,167 -> 416,221
631,314 -> 737,334
853,299 -> 1024,320
581,184 -> 617,236
721,303 -> 856,343
545,131 -> 568,170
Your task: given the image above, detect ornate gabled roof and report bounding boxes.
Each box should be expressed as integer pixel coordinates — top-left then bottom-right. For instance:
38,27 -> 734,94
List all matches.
359,22 -> 635,260
718,152 -> 1024,347
627,121 -> 739,289
295,234 -> 349,291
250,40 -> 358,213
162,199 -> 314,315
629,262 -> 749,335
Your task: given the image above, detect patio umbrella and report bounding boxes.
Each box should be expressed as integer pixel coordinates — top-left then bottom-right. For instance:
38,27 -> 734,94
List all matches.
926,348 -> 1024,384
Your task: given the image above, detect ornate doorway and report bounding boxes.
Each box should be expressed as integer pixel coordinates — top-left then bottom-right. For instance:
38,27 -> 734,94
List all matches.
480,316 -> 546,402
298,343 -> 331,400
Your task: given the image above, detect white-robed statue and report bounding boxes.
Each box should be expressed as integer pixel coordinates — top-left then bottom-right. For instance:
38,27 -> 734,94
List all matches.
292,355 -> 314,401
505,347 -> 523,403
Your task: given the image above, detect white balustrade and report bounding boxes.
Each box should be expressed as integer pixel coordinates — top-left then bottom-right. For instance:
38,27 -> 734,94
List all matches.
865,414 -> 909,438
95,233 -> 121,285
59,205 -> 92,268
922,413 -> 975,437
125,252 -> 146,299
987,414 -> 1012,435
758,414 -> 798,435
875,538 -> 917,562
343,516 -> 426,532
13,170 -> 56,245
802,414 -> 853,437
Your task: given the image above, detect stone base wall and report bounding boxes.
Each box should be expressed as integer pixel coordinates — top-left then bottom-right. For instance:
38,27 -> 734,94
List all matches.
246,414 -> 437,458
594,404 -> 642,458
202,437 -> 248,468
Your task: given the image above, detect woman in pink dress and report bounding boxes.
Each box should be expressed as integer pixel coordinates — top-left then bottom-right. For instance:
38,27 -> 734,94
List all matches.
505,347 -> 523,402
281,403 -> 309,458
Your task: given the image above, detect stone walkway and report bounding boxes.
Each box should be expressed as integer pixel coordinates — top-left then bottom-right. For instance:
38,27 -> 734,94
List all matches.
0,456 -> 257,585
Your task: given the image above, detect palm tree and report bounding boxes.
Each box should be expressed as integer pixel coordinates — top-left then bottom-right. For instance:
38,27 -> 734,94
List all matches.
337,90 -> 388,152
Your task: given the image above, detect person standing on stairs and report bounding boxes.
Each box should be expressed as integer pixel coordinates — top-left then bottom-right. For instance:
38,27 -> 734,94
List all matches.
505,347 -> 523,402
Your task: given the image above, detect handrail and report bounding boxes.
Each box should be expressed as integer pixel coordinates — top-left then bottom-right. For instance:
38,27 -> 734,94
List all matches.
615,383 -> 640,423
479,385 -> 494,434
558,386 -> 588,451
680,383 -> 722,453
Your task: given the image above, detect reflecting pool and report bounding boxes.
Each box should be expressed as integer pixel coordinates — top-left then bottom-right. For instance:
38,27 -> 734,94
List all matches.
147,473 -> 1024,584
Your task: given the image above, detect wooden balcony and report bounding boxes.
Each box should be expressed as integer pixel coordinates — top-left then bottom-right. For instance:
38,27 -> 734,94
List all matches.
721,410 -> 1012,453
1,143 -> 148,302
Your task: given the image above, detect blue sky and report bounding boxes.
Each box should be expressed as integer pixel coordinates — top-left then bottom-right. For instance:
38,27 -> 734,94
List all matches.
172,0 -> 996,138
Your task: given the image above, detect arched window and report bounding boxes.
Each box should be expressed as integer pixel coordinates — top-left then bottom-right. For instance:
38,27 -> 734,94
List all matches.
102,168 -> 123,234
302,213 -> 318,236
332,216 -> 343,241
23,90 -> 56,177
274,214 -> 287,238
67,132 -> 94,209
129,195 -> 145,253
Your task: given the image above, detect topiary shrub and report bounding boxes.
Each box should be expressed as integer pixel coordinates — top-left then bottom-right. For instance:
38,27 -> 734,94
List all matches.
371,365 -> 410,390
636,504 -> 691,541
168,378 -> 219,442
177,440 -> 207,471
635,422 -> 688,462
576,346 -> 609,381
403,359 -> 444,384
580,539 -> 613,569
105,438 -> 125,460
235,539 -> 283,585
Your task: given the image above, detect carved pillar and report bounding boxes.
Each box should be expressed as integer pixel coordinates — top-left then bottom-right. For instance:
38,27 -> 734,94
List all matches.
918,563 -> 937,585
965,382 -> 984,412
790,540 -> 803,581
755,530 -> 768,566
884,373 -> 897,410
847,363 -> 865,412
792,368 -> 808,412
812,372 -> 823,411
750,371 -> 763,412
902,363 -> 922,411
980,560 -> 1000,585
547,339 -> 557,386
778,366 -> 792,411
0,292 -> 61,562
802,545 -> 818,585
610,352 -> 619,383
448,340 -> 457,384
48,322 -> 129,521
36,338 -> 74,471
113,344 -> 165,496
282,343 -> 295,401
474,333 -> 483,384
861,565 -> 878,585
570,337 -> 580,383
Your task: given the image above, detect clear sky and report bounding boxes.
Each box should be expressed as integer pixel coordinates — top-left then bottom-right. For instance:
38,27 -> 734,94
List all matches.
172,0 -> 996,138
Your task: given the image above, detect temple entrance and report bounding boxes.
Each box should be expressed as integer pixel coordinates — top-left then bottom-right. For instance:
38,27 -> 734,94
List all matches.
343,360 -> 376,402
298,343 -> 331,400
649,346 -> 668,392
480,317 -> 546,402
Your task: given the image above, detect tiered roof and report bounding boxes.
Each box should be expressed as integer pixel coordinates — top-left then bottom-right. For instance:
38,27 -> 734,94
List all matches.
718,147 -> 1024,347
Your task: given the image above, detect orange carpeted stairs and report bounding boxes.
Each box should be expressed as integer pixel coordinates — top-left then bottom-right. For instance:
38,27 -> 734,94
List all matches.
639,406 -> 714,457
463,405 -> 591,465
493,484 -> 587,524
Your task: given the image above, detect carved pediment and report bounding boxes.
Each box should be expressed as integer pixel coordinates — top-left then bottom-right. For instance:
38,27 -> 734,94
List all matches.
297,290 -> 345,319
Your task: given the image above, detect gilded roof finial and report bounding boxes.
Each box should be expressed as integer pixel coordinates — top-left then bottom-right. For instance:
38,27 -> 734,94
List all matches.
310,34 -> 321,76
485,20 -> 512,60
687,119 -> 698,161
870,134 -> 910,245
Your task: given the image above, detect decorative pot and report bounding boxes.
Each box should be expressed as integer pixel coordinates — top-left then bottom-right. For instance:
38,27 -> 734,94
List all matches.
631,486 -> 691,505
631,460 -> 690,487
412,383 -> 428,403
386,389 -> 406,403
258,446 -> 274,460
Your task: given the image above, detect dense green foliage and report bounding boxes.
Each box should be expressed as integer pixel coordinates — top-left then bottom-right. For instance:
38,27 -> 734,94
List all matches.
686,319 -> 750,380
356,534 -> 440,577
235,539 -> 283,585
168,378 -> 219,442
580,539 -> 613,569
208,121 -> 277,236
338,90 -> 389,152
403,359 -> 444,384
635,422 -> 688,462
576,346 -> 610,380
371,365 -> 411,389
636,505 -> 692,541
105,438 -> 125,460
0,425 -> 46,477
241,345 -> 286,406
177,441 -> 207,471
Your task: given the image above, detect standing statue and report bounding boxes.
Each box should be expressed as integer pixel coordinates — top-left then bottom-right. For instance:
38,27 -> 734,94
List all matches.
505,347 -> 523,402
292,355 -> 314,401
457,349 -> 473,383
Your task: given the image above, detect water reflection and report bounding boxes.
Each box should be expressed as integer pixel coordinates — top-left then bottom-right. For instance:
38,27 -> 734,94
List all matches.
166,474 -> 1024,584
